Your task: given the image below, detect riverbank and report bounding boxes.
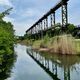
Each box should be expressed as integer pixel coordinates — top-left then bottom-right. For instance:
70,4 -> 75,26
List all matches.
19,34 -> 80,55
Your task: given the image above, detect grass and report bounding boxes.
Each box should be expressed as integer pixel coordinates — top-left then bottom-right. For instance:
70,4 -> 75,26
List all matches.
17,39 -> 33,46
32,34 -> 80,55
32,39 -> 43,49
74,39 -> 80,53
20,34 -> 80,55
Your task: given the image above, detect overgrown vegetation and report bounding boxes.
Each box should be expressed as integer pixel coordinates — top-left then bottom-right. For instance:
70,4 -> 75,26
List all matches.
0,8 -> 15,61
32,34 -> 80,54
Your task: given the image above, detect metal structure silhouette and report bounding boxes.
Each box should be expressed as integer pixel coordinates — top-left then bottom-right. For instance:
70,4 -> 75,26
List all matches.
26,0 -> 69,39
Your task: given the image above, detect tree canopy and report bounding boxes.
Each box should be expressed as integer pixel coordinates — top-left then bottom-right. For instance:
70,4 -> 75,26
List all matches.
0,8 -> 15,57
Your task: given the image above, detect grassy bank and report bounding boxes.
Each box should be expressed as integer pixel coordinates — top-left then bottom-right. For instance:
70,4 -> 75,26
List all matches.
20,34 -> 80,55
32,34 -> 80,55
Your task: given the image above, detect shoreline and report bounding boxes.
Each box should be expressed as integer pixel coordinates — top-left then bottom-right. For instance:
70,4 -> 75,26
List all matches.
18,41 -> 80,55
32,47 -> 80,55
18,35 -> 80,55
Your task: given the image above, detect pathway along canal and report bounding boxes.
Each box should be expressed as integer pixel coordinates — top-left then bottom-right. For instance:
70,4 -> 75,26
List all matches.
1,44 -> 80,80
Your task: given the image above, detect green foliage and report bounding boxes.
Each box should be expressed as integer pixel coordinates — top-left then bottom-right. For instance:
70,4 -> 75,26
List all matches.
67,23 -> 76,33
0,8 -> 14,56
0,8 -> 13,21
55,23 -> 61,28
40,34 -> 50,48
43,34 -> 49,44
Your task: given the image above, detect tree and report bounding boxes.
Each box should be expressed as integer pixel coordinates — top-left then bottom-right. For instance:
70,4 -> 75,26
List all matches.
0,8 -> 14,56
0,8 -> 13,21
67,23 -> 76,34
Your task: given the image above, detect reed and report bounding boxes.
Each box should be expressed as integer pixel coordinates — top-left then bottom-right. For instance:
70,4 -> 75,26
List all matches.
31,34 -> 80,55
52,34 -> 76,54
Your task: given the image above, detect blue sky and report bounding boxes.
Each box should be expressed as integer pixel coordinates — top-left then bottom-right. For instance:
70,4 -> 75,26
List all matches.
0,0 -> 80,36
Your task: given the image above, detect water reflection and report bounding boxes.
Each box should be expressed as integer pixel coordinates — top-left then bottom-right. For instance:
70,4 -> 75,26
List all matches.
27,49 -> 80,80
0,54 -> 16,80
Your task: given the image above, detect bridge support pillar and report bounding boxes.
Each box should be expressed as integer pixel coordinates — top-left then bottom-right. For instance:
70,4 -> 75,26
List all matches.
53,12 -> 55,27
32,28 -> 35,40
38,23 -> 40,39
35,26 -> 37,40
62,2 -> 68,31
50,14 -> 53,27
44,19 -> 46,30
31,29 -> 32,39
45,17 -> 48,36
41,21 -> 43,39
46,17 -> 48,29
50,12 -> 55,37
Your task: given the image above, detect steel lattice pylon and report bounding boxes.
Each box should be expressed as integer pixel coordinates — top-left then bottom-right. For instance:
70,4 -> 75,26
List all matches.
62,2 -> 68,30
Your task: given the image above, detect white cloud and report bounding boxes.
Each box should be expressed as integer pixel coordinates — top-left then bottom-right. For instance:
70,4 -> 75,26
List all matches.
3,17 -> 14,23
13,22 -> 28,36
25,8 -> 35,17
0,0 -> 13,7
21,8 -> 42,19
3,17 -> 27,36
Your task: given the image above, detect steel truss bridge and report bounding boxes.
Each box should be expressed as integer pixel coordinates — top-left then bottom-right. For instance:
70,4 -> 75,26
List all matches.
26,0 -> 69,39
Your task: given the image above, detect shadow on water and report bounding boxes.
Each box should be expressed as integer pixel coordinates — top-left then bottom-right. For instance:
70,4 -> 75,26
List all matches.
0,53 -> 16,80
27,48 -> 80,80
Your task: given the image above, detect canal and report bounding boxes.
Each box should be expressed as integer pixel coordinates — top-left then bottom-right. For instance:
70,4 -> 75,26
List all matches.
1,44 -> 80,80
